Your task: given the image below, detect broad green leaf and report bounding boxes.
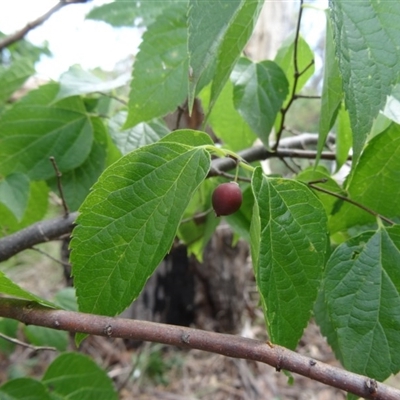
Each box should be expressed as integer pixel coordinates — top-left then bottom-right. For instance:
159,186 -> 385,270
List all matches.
0,271 -> 55,308
70,132 -> 211,317
0,58 -> 34,104
231,58 -> 289,148
47,117 -> 107,211
0,173 -> 30,221
0,180 -> 48,237
208,0 -> 263,114
0,86 -> 93,180
0,378 -> 51,400
23,325 -> 68,351
199,80 -> 256,151
188,0 -> 243,109
159,129 -> 214,147
316,226 -> 400,381
87,0 -> 181,27
56,65 -> 130,100
330,1 -> 400,163
250,167 -> 328,349
317,11 -> 342,164
42,353 -> 117,400
109,111 -> 170,155
124,3 -> 188,128
329,123 -> 400,233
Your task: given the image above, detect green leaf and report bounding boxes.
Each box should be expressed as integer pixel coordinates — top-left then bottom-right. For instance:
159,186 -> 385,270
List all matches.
109,111 -> 170,155
70,132 -> 211,317
250,168 -> 328,349
0,173 -> 30,221
231,58 -> 289,148
56,65 -> 130,100
329,123 -> 400,233
335,104 -> 352,171
330,1 -> 400,163
0,86 -> 93,180
208,0 -> 263,113
0,180 -> 48,236
87,0 -> 181,27
0,58 -> 34,104
317,11 -> 343,164
0,378 -> 51,400
0,271 -> 55,308
47,117 -> 107,211
0,318 -> 18,355
225,185 -> 254,242
23,325 -> 68,351
42,353 -> 117,400
53,288 -> 78,312
124,3 -> 188,128
316,226 -> 400,381
199,80 -> 256,151
177,179 -> 219,261
187,0 -> 246,109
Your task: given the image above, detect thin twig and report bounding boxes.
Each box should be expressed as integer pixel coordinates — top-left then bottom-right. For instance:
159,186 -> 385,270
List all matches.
0,332 -> 56,352
0,298 -> 399,400
274,0 -> 311,151
30,246 -> 71,268
96,92 -> 128,106
308,180 -> 395,226
0,0 -> 87,51
294,94 -> 321,99
49,156 -> 69,217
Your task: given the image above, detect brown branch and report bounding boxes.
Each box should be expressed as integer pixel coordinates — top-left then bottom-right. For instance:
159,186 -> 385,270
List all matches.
0,298 -> 398,400
0,0 -> 88,51
0,212 -> 78,262
50,156 -> 69,217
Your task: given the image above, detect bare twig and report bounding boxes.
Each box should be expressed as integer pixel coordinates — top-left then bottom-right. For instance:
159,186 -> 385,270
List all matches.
0,212 -> 78,262
0,298 -> 398,400
0,0 -> 88,51
30,246 -> 71,268
308,180 -> 395,226
49,156 -> 69,217
0,332 -> 56,352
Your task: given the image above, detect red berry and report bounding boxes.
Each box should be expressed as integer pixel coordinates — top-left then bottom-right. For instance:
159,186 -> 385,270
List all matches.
212,182 -> 243,217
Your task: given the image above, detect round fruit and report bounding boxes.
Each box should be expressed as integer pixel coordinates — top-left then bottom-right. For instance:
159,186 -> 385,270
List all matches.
212,182 -> 243,217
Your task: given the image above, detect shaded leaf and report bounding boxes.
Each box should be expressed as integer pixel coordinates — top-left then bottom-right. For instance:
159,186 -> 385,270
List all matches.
250,167 -> 327,349
124,3 -> 188,128
316,227 -> 400,381
0,271 -> 55,308
24,325 -> 68,351
330,0 -> 400,162
317,11 -> 343,163
0,58 -> 34,104
0,378 -> 51,400
231,58 -> 288,148
329,123 -> 400,233
87,0 -> 181,27
57,65 -> 130,100
199,80 -> 256,151
0,85 -> 93,180
109,111 -> 170,155
42,353 -> 117,400
0,173 -> 30,221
